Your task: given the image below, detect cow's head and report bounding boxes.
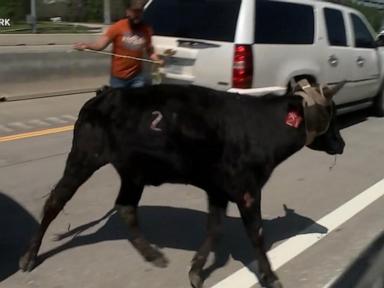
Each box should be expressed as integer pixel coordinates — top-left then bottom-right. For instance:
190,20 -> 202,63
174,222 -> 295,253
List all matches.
292,79 -> 345,155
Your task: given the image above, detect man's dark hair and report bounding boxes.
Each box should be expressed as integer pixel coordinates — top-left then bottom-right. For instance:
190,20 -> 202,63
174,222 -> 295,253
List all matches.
126,0 -> 147,9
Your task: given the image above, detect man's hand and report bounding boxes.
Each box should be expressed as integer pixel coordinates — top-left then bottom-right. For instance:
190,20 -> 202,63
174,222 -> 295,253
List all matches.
155,58 -> 165,66
73,42 -> 88,51
73,36 -> 111,51
149,53 -> 165,66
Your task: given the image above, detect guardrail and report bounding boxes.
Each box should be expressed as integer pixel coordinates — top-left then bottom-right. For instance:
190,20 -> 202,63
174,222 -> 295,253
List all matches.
0,43 -> 110,101
0,33 -> 101,46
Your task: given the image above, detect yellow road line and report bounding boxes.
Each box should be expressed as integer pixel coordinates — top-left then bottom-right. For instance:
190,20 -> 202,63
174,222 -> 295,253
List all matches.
0,125 -> 74,143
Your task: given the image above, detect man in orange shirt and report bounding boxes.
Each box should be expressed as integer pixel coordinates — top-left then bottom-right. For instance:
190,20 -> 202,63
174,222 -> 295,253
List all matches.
74,0 -> 162,88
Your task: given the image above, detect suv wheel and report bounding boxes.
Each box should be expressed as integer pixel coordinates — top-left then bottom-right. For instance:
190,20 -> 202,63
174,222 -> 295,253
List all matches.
372,85 -> 384,117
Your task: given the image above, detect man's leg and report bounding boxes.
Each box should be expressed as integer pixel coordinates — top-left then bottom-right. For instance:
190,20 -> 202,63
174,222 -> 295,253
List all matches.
110,74 -> 146,89
109,76 -> 126,88
129,73 -> 146,88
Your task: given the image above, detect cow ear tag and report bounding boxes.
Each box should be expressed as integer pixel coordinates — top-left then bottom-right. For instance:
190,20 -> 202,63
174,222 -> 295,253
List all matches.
285,110 -> 303,128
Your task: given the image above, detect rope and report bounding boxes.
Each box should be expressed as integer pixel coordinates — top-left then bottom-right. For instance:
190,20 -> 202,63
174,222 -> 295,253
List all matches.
68,48 -> 163,84
80,48 -> 162,64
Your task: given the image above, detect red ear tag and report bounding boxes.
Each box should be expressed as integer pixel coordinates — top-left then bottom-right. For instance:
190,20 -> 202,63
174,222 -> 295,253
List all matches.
285,111 -> 303,128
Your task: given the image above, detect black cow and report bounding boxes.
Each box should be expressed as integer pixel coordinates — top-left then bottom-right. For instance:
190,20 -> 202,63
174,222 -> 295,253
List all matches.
19,80 -> 345,288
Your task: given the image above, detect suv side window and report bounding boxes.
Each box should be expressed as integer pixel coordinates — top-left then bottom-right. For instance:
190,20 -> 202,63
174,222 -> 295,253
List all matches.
350,14 -> 375,48
324,8 -> 347,46
255,0 -> 314,44
143,0 -> 241,42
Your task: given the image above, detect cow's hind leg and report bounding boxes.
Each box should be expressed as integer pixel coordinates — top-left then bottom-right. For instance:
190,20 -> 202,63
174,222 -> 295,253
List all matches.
115,174 -> 168,268
237,190 -> 282,288
189,196 -> 228,288
19,123 -> 108,272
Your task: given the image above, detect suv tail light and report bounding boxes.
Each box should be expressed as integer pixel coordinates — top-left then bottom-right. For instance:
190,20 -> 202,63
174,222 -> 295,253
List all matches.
232,44 -> 253,89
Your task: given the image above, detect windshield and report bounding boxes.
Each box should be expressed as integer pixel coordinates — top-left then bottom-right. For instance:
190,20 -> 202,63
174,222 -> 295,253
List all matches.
143,0 -> 241,42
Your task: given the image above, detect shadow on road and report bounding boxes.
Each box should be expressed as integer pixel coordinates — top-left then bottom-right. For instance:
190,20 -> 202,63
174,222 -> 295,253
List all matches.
0,192 -> 38,282
37,204 -> 327,279
337,108 -> 370,130
330,231 -> 384,288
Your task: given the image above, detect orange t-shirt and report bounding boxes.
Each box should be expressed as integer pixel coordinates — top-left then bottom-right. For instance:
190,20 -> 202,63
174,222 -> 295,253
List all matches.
105,19 -> 153,79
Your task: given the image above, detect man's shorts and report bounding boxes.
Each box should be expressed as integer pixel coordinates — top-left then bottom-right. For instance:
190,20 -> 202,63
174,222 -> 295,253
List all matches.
110,73 -> 146,89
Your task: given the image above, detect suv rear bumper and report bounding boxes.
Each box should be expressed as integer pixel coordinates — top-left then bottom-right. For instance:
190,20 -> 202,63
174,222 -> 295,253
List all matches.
227,86 -> 287,96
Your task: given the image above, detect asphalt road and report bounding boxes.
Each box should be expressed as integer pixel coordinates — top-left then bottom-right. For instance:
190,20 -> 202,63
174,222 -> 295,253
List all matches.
0,93 -> 384,288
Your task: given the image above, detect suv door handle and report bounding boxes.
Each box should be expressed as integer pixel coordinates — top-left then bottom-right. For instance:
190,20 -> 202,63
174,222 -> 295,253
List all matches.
328,55 -> 338,67
356,56 -> 365,67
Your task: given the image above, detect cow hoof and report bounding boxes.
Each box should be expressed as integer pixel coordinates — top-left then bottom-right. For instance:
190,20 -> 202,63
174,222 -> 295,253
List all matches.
266,280 -> 283,288
259,273 -> 283,288
19,252 -> 37,272
151,254 -> 169,268
144,248 -> 169,268
189,271 -> 203,288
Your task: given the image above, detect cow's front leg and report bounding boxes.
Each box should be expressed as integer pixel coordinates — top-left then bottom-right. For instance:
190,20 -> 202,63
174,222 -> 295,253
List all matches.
189,197 -> 227,288
237,191 -> 283,288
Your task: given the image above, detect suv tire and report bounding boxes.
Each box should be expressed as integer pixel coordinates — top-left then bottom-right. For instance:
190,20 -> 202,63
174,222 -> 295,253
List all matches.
372,84 -> 384,117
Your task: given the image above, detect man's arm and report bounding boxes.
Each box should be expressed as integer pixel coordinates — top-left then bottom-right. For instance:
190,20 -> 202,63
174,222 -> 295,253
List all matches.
145,26 -> 164,65
73,35 -> 111,51
147,45 -> 163,64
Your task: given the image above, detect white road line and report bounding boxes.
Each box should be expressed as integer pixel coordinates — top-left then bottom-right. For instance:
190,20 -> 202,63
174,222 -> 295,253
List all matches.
322,275 -> 338,288
7,122 -> 33,129
0,125 -> 13,132
45,117 -> 68,124
61,114 -> 77,121
28,119 -> 50,126
210,178 -> 384,288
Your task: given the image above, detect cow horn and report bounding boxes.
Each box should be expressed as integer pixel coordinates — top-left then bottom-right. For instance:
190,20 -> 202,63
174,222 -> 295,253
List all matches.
323,81 -> 346,100
290,78 -> 298,93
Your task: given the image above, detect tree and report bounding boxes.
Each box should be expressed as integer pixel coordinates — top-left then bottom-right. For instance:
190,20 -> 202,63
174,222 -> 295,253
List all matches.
333,0 -> 384,31
67,0 -> 102,22
0,0 -> 29,21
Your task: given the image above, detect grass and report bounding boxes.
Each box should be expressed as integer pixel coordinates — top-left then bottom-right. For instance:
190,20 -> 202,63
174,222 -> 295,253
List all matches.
0,22 -> 101,34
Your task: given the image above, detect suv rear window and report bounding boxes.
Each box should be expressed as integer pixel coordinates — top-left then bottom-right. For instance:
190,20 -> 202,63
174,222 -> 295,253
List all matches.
143,0 -> 241,42
255,0 -> 314,44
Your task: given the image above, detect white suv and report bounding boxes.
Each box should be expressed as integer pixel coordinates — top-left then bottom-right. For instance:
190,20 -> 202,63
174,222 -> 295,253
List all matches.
144,0 -> 384,115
